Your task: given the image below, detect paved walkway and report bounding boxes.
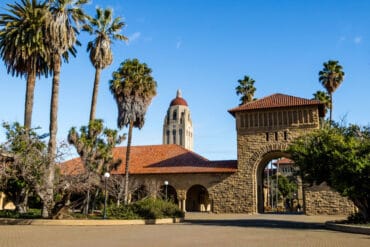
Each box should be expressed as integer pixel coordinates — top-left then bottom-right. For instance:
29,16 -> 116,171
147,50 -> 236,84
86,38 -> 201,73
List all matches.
0,213 -> 369,247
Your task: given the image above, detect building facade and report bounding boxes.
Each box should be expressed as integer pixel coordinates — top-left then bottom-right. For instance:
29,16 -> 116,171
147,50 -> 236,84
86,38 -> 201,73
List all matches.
61,92 -> 356,215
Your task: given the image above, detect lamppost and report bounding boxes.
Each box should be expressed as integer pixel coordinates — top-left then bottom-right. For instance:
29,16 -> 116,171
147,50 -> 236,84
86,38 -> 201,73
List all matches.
103,172 -> 110,219
164,181 -> 169,200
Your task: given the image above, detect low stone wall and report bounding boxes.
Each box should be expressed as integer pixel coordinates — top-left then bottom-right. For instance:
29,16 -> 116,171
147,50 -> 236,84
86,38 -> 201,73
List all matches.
304,183 -> 356,216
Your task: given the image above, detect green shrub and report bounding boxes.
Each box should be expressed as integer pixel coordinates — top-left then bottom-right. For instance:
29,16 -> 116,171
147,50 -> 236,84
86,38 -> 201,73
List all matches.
107,198 -> 184,219
0,208 -> 41,219
347,212 -> 368,224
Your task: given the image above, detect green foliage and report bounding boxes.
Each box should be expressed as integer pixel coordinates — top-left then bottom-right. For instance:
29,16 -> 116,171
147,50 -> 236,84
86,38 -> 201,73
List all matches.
68,119 -> 124,175
288,123 -> 370,220
0,208 -> 41,219
276,175 -> 297,199
235,75 -> 256,105
0,122 -> 49,206
83,7 -> 127,69
107,198 -> 184,219
109,58 -> 157,129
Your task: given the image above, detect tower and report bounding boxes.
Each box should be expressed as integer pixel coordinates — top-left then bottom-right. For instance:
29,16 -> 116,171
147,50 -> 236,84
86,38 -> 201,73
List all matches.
163,90 -> 193,150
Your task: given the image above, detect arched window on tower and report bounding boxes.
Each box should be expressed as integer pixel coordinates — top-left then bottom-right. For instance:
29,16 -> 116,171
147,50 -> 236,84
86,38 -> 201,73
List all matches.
166,130 -> 170,144
179,129 -> 183,145
173,110 -> 177,120
173,130 -> 176,144
181,112 -> 185,124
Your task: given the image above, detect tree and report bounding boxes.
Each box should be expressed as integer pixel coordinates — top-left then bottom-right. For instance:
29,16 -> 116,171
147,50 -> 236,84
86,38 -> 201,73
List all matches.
67,119 -> 124,213
318,60 -> 344,122
109,58 -> 157,204
42,0 -> 88,218
0,122 -> 49,213
83,7 -> 127,122
288,124 -> 370,221
235,75 -> 256,105
313,90 -> 331,118
0,0 -> 51,129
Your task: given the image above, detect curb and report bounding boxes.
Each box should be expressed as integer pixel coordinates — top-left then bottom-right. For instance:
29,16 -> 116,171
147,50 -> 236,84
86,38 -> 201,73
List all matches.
325,222 -> 370,235
0,217 -> 184,226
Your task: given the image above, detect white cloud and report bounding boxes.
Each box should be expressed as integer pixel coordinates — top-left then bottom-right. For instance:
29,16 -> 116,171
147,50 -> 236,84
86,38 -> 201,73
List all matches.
354,36 -> 362,44
126,32 -> 141,45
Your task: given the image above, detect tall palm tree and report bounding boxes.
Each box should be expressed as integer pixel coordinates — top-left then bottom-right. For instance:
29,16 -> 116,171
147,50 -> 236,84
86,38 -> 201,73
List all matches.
0,0 -> 51,129
313,90 -> 331,117
83,7 -> 127,122
235,75 -> 256,105
42,0 -> 88,218
318,60 -> 344,122
109,58 -> 157,204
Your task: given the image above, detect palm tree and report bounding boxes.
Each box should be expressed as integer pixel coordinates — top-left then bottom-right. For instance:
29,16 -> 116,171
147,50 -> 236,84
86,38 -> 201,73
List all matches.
313,90 -> 331,117
83,7 -> 127,122
109,58 -> 157,204
318,60 -> 344,122
236,75 -> 256,105
42,0 -> 88,218
0,0 -> 51,129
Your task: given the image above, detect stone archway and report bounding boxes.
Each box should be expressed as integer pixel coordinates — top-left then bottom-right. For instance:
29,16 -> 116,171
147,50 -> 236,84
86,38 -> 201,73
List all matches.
186,185 -> 210,212
159,185 -> 178,204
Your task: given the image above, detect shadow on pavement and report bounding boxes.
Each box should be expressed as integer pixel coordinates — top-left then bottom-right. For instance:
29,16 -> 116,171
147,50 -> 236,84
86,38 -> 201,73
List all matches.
185,218 -> 325,230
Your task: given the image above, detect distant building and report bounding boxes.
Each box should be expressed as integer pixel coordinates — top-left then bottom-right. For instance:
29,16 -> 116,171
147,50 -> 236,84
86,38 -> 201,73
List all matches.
163,90 -> 193,150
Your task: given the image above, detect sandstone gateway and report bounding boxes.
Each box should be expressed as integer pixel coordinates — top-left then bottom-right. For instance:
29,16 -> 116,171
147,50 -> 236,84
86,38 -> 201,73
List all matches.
61,91 -> 355,216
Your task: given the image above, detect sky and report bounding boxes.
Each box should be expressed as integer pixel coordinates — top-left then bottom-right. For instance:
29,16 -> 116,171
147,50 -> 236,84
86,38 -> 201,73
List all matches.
0,0 -> 370,161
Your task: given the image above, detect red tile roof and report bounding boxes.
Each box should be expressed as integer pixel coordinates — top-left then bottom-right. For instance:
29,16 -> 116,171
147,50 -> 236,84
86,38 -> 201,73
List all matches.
228,93 -> 325,117
60,144 -> 237,175
274,158 -> 294,165
170,97 -> 188,107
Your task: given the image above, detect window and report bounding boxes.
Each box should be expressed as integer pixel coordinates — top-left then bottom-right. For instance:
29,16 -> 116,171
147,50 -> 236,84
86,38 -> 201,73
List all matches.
173,130 -> 176,144
173,110 -> 177,120
284,131 -> 288,141
166,130 -> 170,144
266,132 -> 269,141
179,129 -> 183,145
275,132 -> 278,141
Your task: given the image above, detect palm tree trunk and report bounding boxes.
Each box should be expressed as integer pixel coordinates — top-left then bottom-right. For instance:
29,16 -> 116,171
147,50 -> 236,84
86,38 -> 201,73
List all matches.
329,92 -> 333,124
24,70 -> 36,129
43,54 -> 61,218
89,68 -> 102,122
123,120 -> 133,205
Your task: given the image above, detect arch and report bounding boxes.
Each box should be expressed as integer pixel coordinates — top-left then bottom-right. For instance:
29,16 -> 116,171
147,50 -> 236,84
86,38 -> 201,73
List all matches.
160,185 -> 178,204
131,185 -> 149,202
249,143 -> 291,213
186,185 -> 210,212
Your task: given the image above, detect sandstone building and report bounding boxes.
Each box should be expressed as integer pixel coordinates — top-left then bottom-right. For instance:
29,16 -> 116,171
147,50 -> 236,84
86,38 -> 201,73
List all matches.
61,91 -> 356,215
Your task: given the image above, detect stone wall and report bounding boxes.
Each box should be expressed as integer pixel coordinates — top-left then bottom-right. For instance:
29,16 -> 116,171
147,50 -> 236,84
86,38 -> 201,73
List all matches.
210,106 -> 322,214
304,183 -> 356,216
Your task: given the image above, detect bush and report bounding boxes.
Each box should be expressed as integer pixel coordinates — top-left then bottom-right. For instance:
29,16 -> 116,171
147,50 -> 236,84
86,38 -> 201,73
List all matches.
0,208 -> 41,219
347,212 -> 368,224
107,198 -> 184,219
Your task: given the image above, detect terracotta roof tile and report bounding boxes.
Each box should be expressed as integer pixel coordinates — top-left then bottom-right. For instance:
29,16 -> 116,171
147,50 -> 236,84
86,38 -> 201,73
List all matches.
228,93 -> 325,116
170,97 -> 188,107
60,144 -> 237,175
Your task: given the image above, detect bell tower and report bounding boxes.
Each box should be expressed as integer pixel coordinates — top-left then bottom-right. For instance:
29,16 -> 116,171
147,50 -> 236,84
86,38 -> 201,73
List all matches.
163,90 -> 193,150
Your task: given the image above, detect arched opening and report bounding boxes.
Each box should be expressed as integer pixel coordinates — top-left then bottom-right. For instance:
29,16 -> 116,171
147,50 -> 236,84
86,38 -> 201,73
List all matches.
131,185 -> 149,202
159,185 -> 178,204
256,152 -> 303,214
186,185 -> 210,212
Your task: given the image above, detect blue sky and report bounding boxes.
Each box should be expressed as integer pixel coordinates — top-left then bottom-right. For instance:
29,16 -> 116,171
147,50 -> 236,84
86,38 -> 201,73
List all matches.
0,0 -> 370,160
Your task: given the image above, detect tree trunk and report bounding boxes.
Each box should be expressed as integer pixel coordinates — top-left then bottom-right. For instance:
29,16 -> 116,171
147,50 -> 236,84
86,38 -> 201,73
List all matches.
329,92 -> 333,124
43,54 -> 61,218
123,120 -> 133,205
89,68 -> 102,122
24,70 -> 36,129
